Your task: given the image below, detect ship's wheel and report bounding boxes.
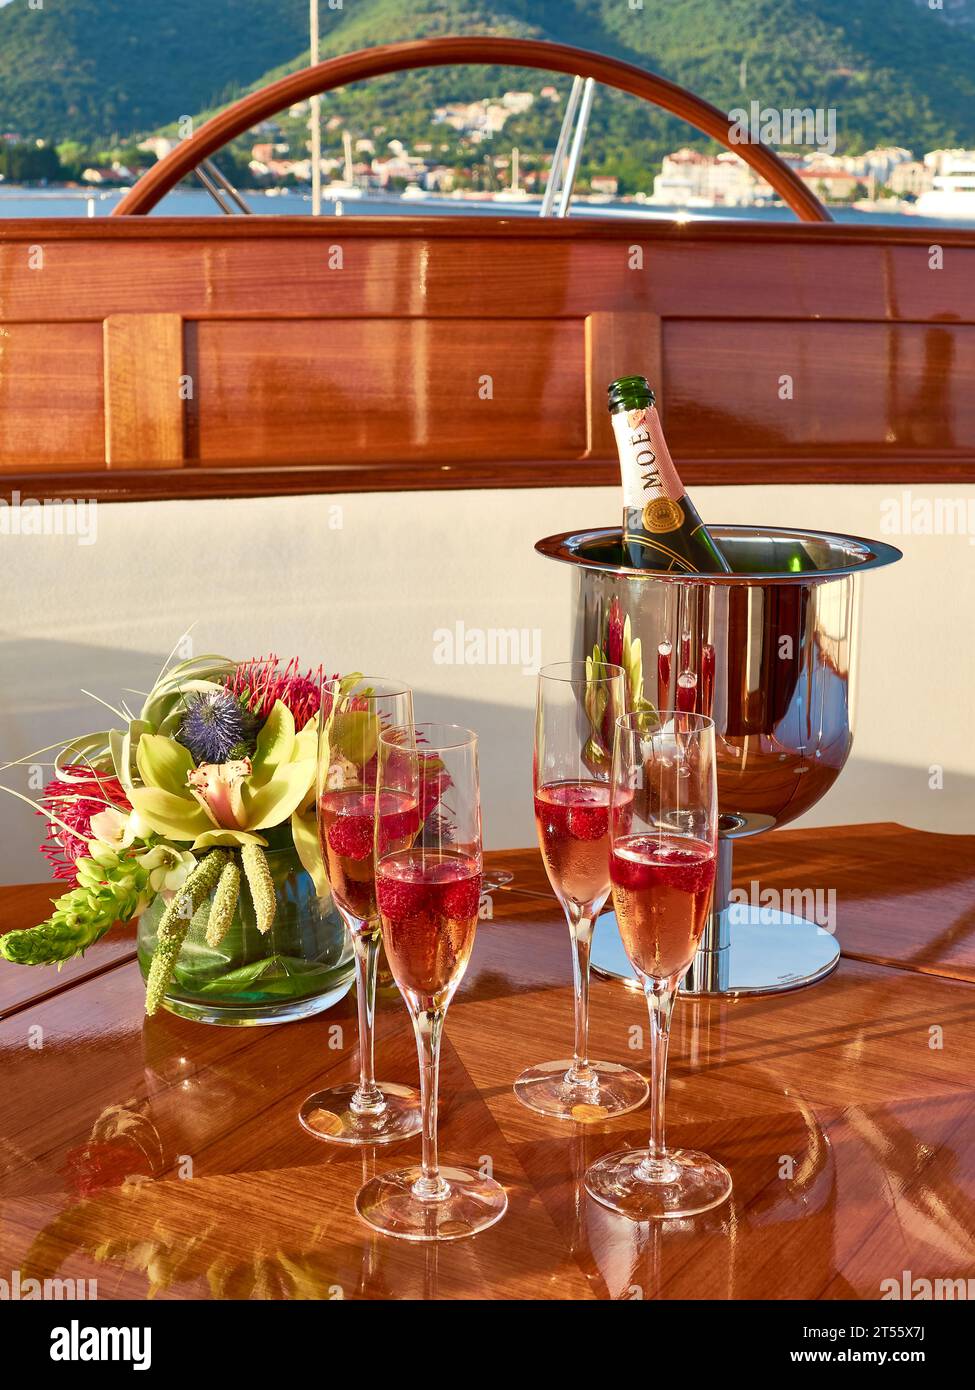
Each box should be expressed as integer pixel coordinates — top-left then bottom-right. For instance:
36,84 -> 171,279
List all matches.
113,36 -> 830,222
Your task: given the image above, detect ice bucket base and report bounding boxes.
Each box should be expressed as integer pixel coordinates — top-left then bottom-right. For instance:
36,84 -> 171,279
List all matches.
591,908 -> 840,997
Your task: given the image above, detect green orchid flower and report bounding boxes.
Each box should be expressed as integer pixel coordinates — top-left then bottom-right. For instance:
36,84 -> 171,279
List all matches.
127,700 -> 317,852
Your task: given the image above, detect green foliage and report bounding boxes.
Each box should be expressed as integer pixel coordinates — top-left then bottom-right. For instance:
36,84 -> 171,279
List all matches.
0,143 -> 65,182
0,0 -> 311,143
1,0 -> 974,164
205,853 -> 242,949
241,844 -> 276,936
0,850 -> 150,966
145,848 -> 226,1015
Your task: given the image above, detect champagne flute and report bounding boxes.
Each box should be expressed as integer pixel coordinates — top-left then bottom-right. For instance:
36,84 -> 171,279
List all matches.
585,710 -> 732,1219
514,660 -> 649,1120
299,678 -> 422,1146
356,723 -> 507,1240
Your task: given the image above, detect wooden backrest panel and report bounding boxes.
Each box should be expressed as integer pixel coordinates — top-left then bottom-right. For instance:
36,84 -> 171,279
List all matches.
1,217 -> 973,500
190,318 -> 586,463
666,321 -> 975,454
0,322 -> 105,469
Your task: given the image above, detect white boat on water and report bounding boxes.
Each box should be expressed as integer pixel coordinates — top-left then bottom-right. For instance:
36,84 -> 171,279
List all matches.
322,182 -> 364,199
916,161 -> 975,218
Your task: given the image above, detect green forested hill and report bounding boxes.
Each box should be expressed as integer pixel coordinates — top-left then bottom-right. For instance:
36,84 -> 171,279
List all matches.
0,0 -> 311,141
2,0 -> 975,159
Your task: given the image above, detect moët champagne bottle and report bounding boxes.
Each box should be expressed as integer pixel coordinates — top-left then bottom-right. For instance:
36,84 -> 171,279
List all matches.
608,376 -> 732,574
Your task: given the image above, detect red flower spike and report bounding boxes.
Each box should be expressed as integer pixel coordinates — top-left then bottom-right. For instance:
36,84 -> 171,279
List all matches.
226,655 -> 335,729
38,766 -> 131,880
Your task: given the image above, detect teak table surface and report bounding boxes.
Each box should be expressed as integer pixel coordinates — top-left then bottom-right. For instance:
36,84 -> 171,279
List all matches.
1,822 -> 974,1301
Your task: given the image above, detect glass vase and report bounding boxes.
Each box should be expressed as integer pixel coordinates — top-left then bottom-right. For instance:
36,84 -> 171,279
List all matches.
136,846 -> 354,1025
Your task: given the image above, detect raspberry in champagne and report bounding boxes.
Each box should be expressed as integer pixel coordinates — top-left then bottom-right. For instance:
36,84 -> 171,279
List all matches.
534,780 -> 617,906
610,834 -> 716,980
377,850 -> 482,1006
319,786 -> 419,923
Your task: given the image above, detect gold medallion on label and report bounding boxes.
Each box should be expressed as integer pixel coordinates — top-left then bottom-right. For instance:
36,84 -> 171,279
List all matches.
642,497 -> 683,534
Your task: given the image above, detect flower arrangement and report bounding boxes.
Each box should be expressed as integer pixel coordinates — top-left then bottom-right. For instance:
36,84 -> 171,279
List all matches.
0,652 -> 356,1017
580,597 -> 653,769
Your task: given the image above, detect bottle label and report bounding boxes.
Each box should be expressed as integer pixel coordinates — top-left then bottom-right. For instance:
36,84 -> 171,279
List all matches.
612,405 -> 685,534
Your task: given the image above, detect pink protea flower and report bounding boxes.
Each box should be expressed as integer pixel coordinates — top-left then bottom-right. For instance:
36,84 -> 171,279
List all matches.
38,766 -> 131,880
225,655 -> 335,729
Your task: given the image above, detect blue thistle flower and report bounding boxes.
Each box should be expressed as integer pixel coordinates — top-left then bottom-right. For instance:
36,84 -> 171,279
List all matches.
177,690 -> 252,765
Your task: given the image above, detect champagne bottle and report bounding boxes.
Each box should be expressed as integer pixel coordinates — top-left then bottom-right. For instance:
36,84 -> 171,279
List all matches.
608,376 -> 732,574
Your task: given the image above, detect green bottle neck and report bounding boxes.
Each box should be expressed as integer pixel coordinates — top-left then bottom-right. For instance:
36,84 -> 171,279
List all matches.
607,375 -> 655,414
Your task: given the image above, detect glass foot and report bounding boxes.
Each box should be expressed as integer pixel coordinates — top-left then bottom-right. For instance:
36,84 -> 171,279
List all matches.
513,1059 -> 648,1121
585,1146 -> 732,1220
356,1165 -> 508,1241
299,1081 -> 421,1146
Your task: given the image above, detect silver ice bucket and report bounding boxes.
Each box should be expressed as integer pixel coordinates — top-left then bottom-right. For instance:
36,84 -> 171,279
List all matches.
536,526 -> 902,996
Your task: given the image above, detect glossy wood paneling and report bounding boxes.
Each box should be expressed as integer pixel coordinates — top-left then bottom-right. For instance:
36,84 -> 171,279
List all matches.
103,313 -> 185,467
1,830 -> 974,1300
0,322 -> 104,469
3,220 -> 974,323
584,310 -> 661,457
666,320 -> 975,456
8,451 -> 973,505
192,318 -> 584,463
735,822 -> 975,983
1,219 -> 974,493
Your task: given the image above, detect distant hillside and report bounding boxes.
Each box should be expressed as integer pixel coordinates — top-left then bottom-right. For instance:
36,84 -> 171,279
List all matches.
0,0 -> 310,141
2,0 -> 975,159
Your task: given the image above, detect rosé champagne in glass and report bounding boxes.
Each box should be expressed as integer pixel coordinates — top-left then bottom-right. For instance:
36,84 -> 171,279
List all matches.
514,661 -> 648,1122
357,723 -> 507,1242
377,849 -> 481,1011
298,678 -> 422,1147
610,834 -> 716,981
534,780 -> 613,906
585,710 -> 732,1220
320,786 -> 420,922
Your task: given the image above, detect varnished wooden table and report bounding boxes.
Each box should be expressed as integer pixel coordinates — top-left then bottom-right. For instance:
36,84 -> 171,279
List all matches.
1,823 -> 974,1301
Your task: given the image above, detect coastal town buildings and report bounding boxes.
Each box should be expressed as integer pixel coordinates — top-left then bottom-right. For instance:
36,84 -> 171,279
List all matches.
4,84 -> 974,215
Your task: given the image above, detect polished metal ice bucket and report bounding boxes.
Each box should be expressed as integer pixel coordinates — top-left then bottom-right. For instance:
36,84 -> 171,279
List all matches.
536,526 -> 902,995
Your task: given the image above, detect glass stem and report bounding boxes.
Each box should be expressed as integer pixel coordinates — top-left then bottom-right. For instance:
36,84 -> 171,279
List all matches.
640,984 -> 679,1181
566,903 -> 596,1088
350,924 -> 385,1114
412,1007 -> 449,1201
